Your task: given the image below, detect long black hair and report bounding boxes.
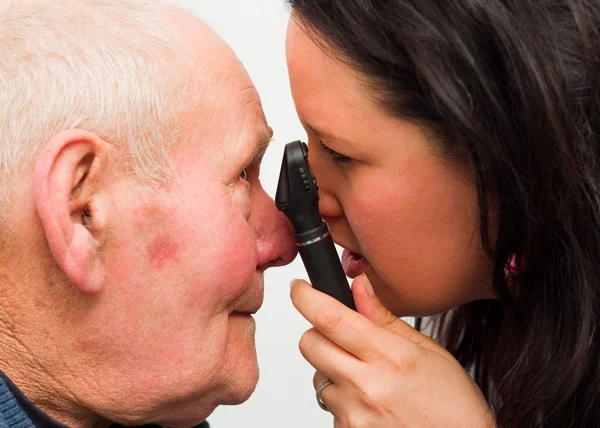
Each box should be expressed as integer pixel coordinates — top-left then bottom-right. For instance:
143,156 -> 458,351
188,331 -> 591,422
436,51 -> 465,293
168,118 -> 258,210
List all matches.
286,0 -> 600,426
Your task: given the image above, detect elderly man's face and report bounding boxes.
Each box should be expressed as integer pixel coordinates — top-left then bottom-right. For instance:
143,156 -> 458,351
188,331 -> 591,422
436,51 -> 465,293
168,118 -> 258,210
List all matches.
73,15 -> 296,427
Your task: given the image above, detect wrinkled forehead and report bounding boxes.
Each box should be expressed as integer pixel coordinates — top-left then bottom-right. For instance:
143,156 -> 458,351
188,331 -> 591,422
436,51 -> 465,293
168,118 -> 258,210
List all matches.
169,8 -> 268,162
185,57 -> 266,154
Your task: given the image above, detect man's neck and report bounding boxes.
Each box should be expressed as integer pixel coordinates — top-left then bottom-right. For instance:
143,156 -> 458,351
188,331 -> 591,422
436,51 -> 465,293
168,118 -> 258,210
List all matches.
0,310 -> 109,428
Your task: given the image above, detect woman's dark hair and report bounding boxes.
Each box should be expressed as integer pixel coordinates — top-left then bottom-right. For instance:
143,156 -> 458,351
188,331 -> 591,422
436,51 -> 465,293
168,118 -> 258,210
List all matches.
287,0 -> 600,426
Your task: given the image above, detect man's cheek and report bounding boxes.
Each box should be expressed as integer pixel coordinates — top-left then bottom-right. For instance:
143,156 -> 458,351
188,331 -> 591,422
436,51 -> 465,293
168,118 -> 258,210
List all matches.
147,234 -> 181,269
176,225 -> 257,307
214,225 -> 258,299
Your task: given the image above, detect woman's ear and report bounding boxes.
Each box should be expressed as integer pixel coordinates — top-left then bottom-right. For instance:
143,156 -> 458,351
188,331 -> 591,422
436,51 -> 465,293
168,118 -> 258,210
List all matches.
33,129 -> 113,296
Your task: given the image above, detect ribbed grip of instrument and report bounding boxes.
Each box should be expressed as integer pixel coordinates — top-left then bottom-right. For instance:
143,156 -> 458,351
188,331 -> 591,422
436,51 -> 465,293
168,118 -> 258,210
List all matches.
297,233 -> 356,311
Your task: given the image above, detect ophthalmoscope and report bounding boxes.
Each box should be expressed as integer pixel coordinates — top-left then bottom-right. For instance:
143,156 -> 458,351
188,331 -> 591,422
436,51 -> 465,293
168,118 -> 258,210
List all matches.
276,140 -> 356,310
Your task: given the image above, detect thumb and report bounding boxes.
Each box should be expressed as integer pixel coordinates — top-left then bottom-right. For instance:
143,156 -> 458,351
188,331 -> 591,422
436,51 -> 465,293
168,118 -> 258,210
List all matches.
352,274 -> 398,328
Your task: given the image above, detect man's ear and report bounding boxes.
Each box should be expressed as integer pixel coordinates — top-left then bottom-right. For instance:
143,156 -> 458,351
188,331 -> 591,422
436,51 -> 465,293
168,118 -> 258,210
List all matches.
33,129 -> 112,296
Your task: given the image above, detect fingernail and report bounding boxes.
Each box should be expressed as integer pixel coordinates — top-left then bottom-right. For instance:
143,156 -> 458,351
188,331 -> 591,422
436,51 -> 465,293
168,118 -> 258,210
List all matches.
290,279 -> 300,290
361,274 -> 375,296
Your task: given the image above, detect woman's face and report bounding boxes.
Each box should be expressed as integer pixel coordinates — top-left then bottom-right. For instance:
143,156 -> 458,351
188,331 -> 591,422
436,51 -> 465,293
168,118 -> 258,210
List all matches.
286,16 -> 495,317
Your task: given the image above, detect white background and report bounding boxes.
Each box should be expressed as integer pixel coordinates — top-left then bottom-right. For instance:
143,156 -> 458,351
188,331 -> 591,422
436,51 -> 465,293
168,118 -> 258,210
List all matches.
167,1 -> 334,427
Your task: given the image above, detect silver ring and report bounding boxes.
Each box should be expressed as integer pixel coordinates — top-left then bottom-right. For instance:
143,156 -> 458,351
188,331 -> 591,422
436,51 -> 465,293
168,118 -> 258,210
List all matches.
315,378 -> 334,412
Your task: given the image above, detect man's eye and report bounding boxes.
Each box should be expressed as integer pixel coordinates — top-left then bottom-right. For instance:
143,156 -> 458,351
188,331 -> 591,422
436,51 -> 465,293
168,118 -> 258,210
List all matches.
320,141 -> 353,165
239,169 -> 248,181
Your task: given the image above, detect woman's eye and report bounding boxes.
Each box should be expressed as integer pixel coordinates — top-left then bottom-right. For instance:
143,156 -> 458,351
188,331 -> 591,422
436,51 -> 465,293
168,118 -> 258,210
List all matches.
239,169 -> 248,181
320,141 -> 353,165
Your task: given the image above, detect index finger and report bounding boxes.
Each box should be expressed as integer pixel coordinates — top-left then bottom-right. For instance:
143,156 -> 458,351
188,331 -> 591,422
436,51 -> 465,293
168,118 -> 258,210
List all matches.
290,280 -> 417,362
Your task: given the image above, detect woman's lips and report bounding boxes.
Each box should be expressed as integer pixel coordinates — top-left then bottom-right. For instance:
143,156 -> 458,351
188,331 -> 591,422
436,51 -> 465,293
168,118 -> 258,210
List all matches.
341,249 -> 370,278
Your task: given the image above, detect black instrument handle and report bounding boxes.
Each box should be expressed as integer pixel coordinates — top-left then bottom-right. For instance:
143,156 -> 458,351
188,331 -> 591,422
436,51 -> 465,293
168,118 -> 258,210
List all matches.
298,234 -> 356,311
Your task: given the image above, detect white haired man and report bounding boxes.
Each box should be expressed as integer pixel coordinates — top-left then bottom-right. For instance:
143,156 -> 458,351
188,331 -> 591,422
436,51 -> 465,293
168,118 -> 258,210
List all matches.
0,1 -> 297,427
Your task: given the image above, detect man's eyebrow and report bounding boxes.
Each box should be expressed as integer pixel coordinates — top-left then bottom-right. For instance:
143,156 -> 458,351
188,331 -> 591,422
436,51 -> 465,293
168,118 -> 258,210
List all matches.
250,133 -> 273,159
255,134 -> 273,153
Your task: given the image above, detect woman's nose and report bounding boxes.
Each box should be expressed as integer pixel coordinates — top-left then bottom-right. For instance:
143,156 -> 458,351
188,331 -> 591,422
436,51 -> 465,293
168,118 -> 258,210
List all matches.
307,145 -> 344,219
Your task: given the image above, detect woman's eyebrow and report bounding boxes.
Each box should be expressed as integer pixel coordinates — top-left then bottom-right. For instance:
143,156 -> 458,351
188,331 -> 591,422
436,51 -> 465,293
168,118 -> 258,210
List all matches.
306,122 -> 349,145
306,122 -> 321,137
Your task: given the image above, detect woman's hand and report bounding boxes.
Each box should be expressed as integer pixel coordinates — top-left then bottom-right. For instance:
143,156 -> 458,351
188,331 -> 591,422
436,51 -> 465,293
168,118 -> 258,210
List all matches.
290,275 -> 496,428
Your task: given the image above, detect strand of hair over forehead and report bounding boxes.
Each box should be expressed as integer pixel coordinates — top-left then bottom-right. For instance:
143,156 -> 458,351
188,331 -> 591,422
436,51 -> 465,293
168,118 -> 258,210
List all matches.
0,0 -> 190,218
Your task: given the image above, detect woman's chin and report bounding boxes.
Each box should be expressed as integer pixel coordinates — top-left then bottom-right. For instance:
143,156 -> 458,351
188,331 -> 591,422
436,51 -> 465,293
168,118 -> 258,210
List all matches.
365,274 -> 448,318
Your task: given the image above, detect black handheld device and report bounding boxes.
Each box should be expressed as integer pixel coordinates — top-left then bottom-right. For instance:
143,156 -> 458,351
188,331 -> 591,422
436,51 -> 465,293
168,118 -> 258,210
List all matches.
276,140 -> 356,310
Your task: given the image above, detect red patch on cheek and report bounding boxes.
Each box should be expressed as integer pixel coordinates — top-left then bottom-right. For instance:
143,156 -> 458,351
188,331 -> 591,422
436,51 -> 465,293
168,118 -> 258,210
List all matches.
147,235 -> 180,269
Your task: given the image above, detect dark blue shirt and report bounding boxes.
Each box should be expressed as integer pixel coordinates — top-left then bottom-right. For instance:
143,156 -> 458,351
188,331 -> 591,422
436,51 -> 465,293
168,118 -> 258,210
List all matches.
0,372 -> 210,428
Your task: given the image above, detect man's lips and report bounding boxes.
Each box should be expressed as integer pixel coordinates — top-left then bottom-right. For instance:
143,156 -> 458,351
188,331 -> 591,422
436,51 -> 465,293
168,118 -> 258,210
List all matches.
233,299 -> 263,315
233,278 -> 264,315
341,248 -> 370,279
233,305 -> 261,315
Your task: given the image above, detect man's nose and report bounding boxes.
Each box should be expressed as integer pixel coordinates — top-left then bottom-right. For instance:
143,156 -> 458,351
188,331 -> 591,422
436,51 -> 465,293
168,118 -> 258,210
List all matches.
252,187 -> 298,270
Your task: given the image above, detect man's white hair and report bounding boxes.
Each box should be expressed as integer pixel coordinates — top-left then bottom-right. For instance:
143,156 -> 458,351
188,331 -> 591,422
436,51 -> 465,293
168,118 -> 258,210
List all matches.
0,0 -> 190,217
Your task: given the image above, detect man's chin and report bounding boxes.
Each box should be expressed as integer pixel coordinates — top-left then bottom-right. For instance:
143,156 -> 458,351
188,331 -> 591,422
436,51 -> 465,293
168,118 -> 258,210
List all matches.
151,376 -> 258,428
200,312 -> 260,409
221,358 -> 260,405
